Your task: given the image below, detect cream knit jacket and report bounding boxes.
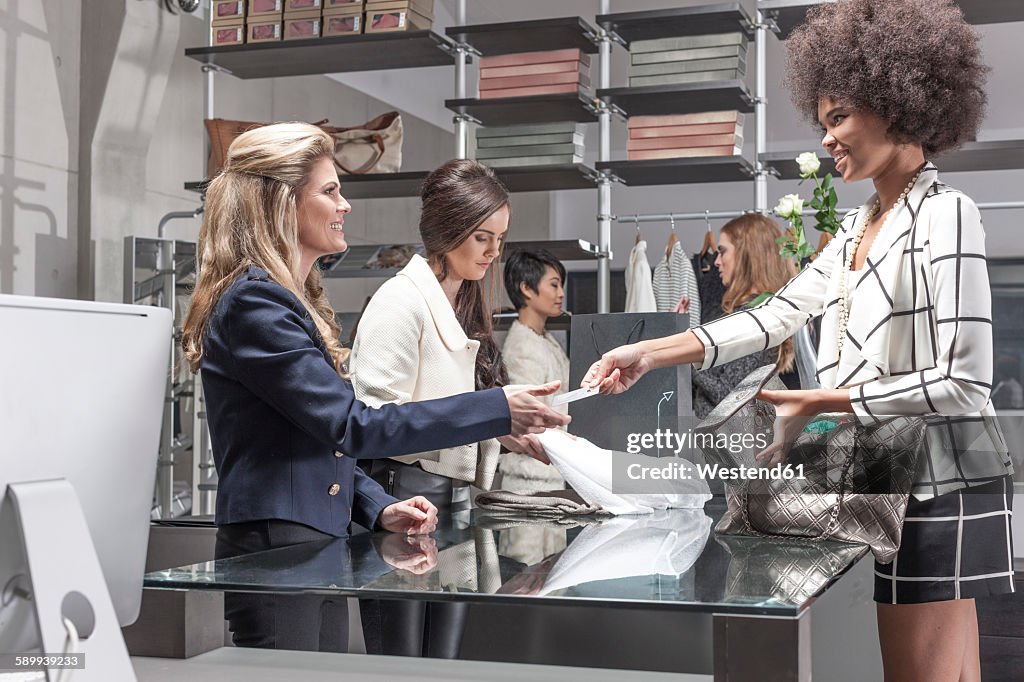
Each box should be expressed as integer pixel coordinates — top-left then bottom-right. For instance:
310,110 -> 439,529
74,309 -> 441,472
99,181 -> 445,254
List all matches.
349,255 -> 500,489
499,320 -> 568,491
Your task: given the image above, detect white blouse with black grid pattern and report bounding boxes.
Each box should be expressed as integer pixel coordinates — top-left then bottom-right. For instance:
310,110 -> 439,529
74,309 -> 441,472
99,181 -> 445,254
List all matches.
690,163 -> 1012,499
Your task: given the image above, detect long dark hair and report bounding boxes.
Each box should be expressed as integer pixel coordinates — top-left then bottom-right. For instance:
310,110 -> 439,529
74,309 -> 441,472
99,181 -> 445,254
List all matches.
420,160 -> 509,390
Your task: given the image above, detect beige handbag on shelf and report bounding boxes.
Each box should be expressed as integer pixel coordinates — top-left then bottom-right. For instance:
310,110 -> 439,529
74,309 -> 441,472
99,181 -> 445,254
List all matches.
332,111 -> 403,175
202,112 -> 403,179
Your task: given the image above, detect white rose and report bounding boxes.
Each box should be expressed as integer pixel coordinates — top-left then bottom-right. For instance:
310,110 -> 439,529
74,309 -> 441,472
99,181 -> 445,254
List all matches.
796,152 -> 821,178
773,194 -> 804,220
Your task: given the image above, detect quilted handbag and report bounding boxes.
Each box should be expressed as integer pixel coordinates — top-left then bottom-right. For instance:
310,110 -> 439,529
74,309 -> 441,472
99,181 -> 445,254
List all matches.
696,365 -> 925,564
717,535 -> 865,605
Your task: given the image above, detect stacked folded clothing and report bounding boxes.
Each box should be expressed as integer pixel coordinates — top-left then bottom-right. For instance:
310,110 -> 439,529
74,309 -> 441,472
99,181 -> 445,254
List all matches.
479,48 -> 591,99
627,110 -> 743,161
628,32 -> 747,88
475,122 -> 585,168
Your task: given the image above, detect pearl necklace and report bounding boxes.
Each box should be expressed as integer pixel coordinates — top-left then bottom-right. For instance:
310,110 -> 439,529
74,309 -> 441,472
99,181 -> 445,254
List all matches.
835,166 -> 925,359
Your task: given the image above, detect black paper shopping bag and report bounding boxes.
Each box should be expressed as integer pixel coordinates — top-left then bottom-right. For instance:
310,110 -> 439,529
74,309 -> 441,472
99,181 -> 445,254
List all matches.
568,312 -> 692,453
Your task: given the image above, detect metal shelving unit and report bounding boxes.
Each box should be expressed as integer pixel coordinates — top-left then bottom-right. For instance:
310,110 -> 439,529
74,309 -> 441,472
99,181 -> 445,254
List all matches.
184,30 -> 457,77
445,92 -> 599,127
597,80 -> 756,117
599,156 -> 756,186
762,140 -> 1024,180
322,239 -> 601,280
761,0 -> 1024,40
597,2 -> 755,44
446,17 -> 600,57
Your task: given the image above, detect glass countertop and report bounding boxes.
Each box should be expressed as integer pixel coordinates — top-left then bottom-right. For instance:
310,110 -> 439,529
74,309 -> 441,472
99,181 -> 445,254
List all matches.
144,502 -> 868,617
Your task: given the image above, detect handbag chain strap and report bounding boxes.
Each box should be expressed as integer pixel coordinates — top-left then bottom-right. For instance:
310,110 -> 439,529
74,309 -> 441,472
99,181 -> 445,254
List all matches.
738,424 -> 858,542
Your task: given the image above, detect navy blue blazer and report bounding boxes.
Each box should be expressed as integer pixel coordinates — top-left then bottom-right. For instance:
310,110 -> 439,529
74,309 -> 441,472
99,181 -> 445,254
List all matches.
201,267 -> 512,536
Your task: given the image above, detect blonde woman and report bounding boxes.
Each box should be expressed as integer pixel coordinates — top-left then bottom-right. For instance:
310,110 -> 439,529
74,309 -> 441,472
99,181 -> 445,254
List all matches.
180,123 -> 568,648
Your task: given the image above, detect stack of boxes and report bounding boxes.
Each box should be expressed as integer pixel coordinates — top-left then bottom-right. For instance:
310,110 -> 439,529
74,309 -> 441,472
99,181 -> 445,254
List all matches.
478,49 -> 590,99
210,1 -> 247,46
628,32 -> 747,87
208,0 -> 433,45
322,0 -> 364,37
475,123 -> 585,168
283,0 -> 324,41
364,0 -> 433,33
247,0 -> 283,44
626,111 -> 743,161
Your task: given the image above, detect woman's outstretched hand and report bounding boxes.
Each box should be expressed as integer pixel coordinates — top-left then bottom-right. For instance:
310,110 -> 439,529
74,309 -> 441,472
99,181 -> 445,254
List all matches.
503,382 -> 571,436
581,343 -> 650,395
379,496 -> 438,535
498,433 -> 549,463
754,389 -> 817,466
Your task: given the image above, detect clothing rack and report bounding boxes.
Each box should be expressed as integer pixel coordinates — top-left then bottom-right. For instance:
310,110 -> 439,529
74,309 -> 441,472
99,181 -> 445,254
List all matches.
616,200 -> 1024,226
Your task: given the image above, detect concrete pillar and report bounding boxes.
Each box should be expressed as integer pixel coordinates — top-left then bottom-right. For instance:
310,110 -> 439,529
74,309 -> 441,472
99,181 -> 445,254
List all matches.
78,0 -> 179,301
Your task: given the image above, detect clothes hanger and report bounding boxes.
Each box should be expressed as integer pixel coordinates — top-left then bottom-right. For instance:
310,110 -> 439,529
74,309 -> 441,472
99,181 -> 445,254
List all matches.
665,213 -> 679,255
634,216 -> 642,245
699,210 -> 717,272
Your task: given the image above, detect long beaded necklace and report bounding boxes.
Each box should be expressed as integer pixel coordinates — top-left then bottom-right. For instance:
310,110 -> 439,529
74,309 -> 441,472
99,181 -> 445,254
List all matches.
835,165 -> 925,358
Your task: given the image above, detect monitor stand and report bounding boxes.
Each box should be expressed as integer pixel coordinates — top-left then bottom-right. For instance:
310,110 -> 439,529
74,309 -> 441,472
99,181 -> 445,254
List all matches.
2,480 -> 136,682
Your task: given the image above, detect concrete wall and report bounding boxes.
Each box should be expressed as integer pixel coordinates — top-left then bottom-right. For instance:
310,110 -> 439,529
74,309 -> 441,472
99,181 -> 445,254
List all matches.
0,0 -> 549,316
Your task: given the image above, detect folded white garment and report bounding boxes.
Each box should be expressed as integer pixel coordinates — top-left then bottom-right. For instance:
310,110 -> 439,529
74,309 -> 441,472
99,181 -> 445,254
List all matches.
537,429 -> 712,515
539,509 -> 713,595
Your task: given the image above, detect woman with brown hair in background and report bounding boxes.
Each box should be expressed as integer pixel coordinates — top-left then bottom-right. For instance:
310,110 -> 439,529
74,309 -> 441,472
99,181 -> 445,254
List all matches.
691,213 -> 799,419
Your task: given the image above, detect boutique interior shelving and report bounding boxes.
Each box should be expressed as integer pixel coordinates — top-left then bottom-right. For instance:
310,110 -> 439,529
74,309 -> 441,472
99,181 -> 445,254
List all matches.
598,156 -> 756,186
445,92 -> 599,127
764,139 -> 1024,180
321,239 -> 601,280
594,3 -> 759,200
760,0 -> 1024,39
444,16 -> 603,194
184,30 -> 457,77
597,81 -> 756,118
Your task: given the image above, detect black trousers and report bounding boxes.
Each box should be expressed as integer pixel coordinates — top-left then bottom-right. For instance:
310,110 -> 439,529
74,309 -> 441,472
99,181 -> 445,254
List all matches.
358,458 -> 469,658
215,519 -> 349,652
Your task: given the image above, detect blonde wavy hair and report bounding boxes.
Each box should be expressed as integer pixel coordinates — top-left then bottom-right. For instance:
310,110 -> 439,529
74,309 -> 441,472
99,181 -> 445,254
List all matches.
181,122 -> 349,375
720,214 -> 798,373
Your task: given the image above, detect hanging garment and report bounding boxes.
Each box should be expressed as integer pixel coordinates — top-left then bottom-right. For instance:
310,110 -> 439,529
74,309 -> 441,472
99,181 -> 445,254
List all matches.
625,240 -> 657,313
691,251 -> 725,324
653,241 -> 701,323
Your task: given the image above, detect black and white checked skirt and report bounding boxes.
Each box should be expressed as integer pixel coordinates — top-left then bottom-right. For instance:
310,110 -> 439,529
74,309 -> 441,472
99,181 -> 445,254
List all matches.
874,475 -> 1015,604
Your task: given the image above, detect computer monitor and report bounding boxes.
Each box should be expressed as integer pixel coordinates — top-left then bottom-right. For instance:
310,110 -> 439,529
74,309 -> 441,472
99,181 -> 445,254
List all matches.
0,294 -> 170,662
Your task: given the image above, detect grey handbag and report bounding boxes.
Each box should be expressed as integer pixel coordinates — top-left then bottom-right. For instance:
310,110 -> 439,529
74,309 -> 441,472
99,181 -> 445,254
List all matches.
696,365 -> 924,564
716,535 -> 865,605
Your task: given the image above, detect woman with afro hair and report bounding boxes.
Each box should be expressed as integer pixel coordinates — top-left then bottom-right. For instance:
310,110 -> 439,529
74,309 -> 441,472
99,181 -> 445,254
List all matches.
582,1 -> 1012,678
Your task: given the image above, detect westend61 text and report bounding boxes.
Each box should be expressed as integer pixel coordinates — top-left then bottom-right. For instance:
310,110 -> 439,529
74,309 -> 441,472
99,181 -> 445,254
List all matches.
626,462 -> 806,481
